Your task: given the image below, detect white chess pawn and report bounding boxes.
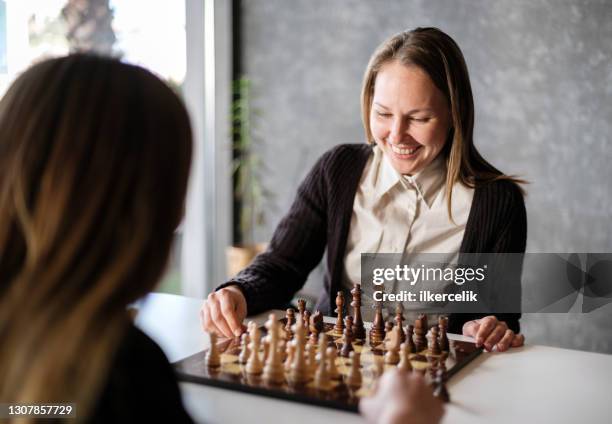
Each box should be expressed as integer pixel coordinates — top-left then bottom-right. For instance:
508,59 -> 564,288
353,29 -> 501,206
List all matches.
326,347 -> 340,380
314,342 -> 330,389
263,313 -> 284,384
205,332 -> 221,368
246,324 -> 263,375
397,342 -> 413,372
346,351 -> 362,388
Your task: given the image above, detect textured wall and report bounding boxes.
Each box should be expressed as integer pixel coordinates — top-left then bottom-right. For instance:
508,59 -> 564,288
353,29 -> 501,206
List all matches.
238,0 -> 612,353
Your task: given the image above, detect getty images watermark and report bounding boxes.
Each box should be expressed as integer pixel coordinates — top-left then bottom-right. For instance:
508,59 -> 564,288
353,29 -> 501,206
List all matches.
361,253 -> 612,313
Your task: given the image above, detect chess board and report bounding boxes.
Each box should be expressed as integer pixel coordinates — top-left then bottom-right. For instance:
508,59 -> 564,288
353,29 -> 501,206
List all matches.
173,319 -> 482,412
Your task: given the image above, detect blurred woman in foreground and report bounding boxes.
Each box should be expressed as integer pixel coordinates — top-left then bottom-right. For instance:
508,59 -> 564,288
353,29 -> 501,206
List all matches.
0,54 -> 193,422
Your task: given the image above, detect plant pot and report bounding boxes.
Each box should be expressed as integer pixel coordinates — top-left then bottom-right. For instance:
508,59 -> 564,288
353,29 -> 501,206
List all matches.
226,243 -> 268,277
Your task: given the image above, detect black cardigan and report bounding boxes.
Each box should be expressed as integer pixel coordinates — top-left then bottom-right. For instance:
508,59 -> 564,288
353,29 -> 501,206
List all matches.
218,144 -> 526,333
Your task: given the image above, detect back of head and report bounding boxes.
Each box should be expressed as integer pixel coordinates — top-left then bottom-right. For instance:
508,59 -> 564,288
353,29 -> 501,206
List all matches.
0,54 -> 192,418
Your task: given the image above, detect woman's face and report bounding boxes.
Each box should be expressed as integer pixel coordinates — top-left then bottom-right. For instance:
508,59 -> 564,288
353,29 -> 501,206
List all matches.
370,61 -> 451,175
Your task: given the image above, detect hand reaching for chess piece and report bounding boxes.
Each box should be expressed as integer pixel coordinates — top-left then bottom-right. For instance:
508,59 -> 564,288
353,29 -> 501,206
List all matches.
360,370 -> 444,424
200,285 -> 247,338
462,316 -> 525,352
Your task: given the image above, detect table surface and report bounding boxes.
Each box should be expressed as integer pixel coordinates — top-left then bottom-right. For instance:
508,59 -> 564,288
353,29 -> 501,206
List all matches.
135,293 -> 612,424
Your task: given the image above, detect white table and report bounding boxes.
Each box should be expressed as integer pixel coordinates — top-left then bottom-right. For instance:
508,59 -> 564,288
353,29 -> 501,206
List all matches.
136,293 -> 612,424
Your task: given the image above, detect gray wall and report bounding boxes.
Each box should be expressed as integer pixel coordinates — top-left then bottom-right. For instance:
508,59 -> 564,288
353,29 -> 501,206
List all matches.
238,0 -> 612,353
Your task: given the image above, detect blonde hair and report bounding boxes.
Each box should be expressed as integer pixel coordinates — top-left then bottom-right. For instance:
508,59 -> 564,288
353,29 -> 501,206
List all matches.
0,55 -> 192,422
361,27 -> 525,219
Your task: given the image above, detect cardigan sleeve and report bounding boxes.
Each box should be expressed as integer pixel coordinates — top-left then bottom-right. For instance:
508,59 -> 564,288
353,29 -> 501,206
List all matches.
448,180 -> 527,334
216,149 -> 334,315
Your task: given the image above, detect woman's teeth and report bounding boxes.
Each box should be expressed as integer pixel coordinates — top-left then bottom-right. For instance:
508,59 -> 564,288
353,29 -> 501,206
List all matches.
391,144 -> 420,155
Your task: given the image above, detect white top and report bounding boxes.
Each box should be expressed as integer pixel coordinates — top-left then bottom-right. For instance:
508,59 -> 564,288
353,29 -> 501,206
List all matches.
343,146 -> 474,320
136,293 -> 612,424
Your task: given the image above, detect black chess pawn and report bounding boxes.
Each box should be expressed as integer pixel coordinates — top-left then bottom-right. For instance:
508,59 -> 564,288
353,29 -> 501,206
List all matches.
285,308 -> 295,338
340,320 -> 354,358
369,301 -> 386,346
303,310 -> 311,332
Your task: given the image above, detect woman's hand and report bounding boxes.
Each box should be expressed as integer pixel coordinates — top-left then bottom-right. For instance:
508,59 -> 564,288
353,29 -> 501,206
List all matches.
462,316 -> 525,352
200,285 -> 247,338
360,370 -> 444,424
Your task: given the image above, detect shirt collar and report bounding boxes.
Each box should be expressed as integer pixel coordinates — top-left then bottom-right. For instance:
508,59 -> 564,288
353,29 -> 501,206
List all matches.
374,145 -> 446,209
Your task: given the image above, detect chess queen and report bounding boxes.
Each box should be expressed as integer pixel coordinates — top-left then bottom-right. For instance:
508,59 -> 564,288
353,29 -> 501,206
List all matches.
203,27 -> 525,353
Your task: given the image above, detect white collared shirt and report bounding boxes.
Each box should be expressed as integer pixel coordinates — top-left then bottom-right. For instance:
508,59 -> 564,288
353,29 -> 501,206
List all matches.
343,145 -> 474,320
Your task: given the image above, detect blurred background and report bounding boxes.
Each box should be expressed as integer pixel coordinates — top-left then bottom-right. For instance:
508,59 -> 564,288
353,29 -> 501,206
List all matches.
2,0 -> 610,353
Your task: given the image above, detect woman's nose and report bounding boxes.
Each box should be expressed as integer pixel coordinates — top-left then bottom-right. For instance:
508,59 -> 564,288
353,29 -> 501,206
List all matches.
389,118 -> 406,144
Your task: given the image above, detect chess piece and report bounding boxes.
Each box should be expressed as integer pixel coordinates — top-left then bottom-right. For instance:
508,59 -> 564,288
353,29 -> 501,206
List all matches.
384,322 -> 394,343
205,332 -> 221,368
438,352 -> 448,374
438,324 -> 449,352
246,323 -> 263,375
394,305 -> 406,344
312,310 -> 325,333
306,342 -> 317,375
238,332 -> 250,364
371,355 -> 384,379
285,308 -> 296,338
346,351 -> 362,388
309,312 -> 322,345
427,355 -> 438,380
262,337 -> 270,362
297,298 -> 306,322
263,314 -> 285,384
340,319 -> 355,358
303,310 -> 311,332
278,340 -> 287,362
407,324 -> 416,353
438,315 -> 449,332
369,301 -> 386,346
333,291 -> 345,337
288,317 -> 309,384
314,340 -> 330,389
384,326 -> 401,365
351,284 -> 366,340
419,314 -> 428,334
284,342 -> 295,372
429,326 -> 441,355
433,368 -> 450,402
414,315 -> 427,352
397,342 -> 413,372
326,346 -> 341,380
344,316 -> 354,339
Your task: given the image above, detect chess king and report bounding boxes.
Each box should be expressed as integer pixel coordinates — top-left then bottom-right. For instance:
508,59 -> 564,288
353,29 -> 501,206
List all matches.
201,27 -> 526,353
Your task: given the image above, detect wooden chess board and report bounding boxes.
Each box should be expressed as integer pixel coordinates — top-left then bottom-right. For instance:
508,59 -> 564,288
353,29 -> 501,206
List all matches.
173,319 -> 482,412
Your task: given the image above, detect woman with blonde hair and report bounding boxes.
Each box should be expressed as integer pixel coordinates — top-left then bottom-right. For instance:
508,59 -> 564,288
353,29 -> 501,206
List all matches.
0,54 -> 193,422
203,27 -> 526,352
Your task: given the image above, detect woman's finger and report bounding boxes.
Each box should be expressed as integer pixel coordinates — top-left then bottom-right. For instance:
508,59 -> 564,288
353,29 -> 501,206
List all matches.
511,333 -> 525,347
484,323 -> 507,351
475,316 -> 498,347
496,329 -> 515,352
207,295 -> 234,338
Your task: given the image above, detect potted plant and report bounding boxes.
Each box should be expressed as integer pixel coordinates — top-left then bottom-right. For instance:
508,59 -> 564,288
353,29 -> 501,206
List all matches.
226,77 -> 272,276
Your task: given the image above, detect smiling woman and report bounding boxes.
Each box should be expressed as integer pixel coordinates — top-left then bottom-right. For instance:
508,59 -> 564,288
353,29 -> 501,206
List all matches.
203,27 -> 526,355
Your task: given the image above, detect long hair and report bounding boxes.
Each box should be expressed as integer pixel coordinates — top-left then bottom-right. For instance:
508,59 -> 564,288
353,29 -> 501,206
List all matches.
0,54 -> 192,421
361,27 -> 525,219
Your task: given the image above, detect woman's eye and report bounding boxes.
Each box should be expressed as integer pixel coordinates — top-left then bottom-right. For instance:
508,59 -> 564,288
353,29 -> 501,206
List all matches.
376,111 -> 391,118
411,117 -> 430,123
